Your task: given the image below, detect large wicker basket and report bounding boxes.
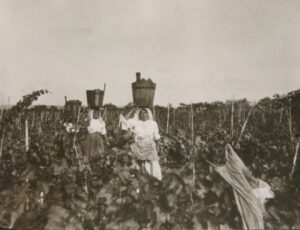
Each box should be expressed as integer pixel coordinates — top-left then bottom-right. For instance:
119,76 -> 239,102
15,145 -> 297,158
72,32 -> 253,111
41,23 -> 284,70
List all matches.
86,89 -> 105,109
132,72 -> 156,107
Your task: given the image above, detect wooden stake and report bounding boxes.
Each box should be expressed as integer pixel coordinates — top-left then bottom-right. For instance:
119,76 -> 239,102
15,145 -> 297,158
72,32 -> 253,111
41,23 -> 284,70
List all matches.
288,105 -> 293,143
19,114 -> 22,130
25,119 -> 29,151
188,106 -> 191,130
291,142 -> 300,179
103,83 -> 106,94
0,103 -> 4,120
279,108 -> 283,123
173,108 -> 176,130
192,162 -> 196,186
238,103 -> 242,125
166,102 -> 170,134
73,107 -> 82,148
101,106 -> 107,121
231,100 -> 234,137
73,107 -> 82,168
218,109 -> 222,124
223,109 -> 227,123
0,129 -> 4,160
237,103 -> 256,143
191,103 -> 194,144
31,112 -> 35,128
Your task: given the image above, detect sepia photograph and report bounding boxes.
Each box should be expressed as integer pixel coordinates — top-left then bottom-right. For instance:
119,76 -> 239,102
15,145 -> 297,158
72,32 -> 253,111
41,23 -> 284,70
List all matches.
1,0 -> 300,229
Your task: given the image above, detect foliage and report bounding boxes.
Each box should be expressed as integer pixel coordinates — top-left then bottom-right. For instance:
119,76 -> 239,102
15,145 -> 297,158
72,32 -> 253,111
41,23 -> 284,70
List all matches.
1,91 -> 300,229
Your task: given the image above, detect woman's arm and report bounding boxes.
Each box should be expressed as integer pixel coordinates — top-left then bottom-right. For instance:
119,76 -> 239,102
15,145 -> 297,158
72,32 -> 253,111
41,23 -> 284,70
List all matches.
123,108 -> 137,120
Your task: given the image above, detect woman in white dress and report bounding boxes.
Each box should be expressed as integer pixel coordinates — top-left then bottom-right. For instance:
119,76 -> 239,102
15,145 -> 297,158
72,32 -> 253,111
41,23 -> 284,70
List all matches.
85,108 -> 107,167
120,108 -> 162,181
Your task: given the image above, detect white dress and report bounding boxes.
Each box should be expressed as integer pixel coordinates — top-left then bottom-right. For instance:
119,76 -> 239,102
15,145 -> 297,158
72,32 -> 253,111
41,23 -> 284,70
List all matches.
87,119 -> 107,135
120,112 -> 162,181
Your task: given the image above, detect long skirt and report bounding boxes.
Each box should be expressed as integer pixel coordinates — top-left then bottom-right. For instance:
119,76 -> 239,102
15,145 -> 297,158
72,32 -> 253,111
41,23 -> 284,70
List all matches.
85,133 -> 105,170
130,139 -> 162,181
144,160 -> 162,181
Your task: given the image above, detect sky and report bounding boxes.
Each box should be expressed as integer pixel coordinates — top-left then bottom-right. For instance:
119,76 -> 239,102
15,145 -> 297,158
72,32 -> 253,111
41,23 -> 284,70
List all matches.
1,0 -> 300,106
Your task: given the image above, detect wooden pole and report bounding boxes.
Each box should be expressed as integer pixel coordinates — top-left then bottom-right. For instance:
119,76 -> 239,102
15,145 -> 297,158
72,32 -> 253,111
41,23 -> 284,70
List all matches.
0,103 -> 4,120
231,100 -> 234,137
19,114 -> 22,131
237,103 -> 256,143
0,129 -> 4,160
173,108 -> 176,131
291,142 -> 300,179
218,109 -> 222,124
289,105 -> 293,143
73,107 -> 82,168
279,108 -> 284,123
31,112 -> 35,128
238,103 -> 242,125
188,106 -> 191,130
191,103 -> 194,144
39,112 -> 42,134
166,102 -> 170,134
25,119 -> 29,151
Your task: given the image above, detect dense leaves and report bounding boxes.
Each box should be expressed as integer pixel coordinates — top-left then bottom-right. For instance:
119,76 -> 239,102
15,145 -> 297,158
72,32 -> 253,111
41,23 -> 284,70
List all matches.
1,91 -> 300,229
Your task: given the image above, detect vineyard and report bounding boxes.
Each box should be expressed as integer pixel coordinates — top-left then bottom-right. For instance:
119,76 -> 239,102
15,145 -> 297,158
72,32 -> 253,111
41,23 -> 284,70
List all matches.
1,90 -> 300,229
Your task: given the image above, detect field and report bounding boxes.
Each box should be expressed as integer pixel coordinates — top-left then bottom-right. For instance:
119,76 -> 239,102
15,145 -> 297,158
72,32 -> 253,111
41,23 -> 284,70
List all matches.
0,90 -> 300,230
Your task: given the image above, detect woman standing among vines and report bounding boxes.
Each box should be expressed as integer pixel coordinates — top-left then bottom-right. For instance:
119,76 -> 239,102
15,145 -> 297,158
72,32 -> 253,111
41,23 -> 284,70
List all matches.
120,107 -> 162,180
85,108 -> 107,170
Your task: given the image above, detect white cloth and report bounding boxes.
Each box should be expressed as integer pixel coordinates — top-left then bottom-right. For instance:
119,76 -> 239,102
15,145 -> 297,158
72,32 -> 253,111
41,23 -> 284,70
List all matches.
213,144 -> 274,230
87,119 -> 107,135
120,108 -> 160,141
252,179 -> 274,206
127,119 -> 160,142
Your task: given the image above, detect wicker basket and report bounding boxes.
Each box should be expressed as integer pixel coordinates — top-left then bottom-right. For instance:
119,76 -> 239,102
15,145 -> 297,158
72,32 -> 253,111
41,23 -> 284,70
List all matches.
132,72 -> 156,107
86,89 -> 105,109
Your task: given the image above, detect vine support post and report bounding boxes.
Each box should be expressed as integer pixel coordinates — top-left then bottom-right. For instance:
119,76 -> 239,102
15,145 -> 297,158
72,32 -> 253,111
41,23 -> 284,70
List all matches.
231,99 -> 234,137
238,102 -> 242,125
0,129 -> 5,160
238,103 -> 256,143
73,107 -> 82,168
0,103 -> 4,120
25,119 -> 29,151
291,141 -> 300,180
31,112 -> 35,128
173,107 -> 176,131
279,108 -> 283,123
166,101 -> 170,134
191,103 -> 194,144
288,104 -> 293,143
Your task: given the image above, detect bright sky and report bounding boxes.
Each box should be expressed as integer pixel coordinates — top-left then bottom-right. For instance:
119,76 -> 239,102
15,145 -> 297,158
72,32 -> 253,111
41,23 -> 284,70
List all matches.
1,0 -> 300,106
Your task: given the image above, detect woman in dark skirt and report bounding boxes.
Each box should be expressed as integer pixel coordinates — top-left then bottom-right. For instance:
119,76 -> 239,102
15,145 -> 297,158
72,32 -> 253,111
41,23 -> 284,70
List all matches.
85,108 -> 107,169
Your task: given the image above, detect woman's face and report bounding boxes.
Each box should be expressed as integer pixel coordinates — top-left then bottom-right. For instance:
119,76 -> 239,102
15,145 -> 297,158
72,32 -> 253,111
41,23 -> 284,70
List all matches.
139,109 -> 149,121
93,110 -> 100,119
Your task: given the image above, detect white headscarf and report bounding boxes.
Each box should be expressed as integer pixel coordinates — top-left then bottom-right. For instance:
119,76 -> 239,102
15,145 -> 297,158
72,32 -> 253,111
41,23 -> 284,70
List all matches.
119,108 -> 154,131
133,108 -> 154,121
